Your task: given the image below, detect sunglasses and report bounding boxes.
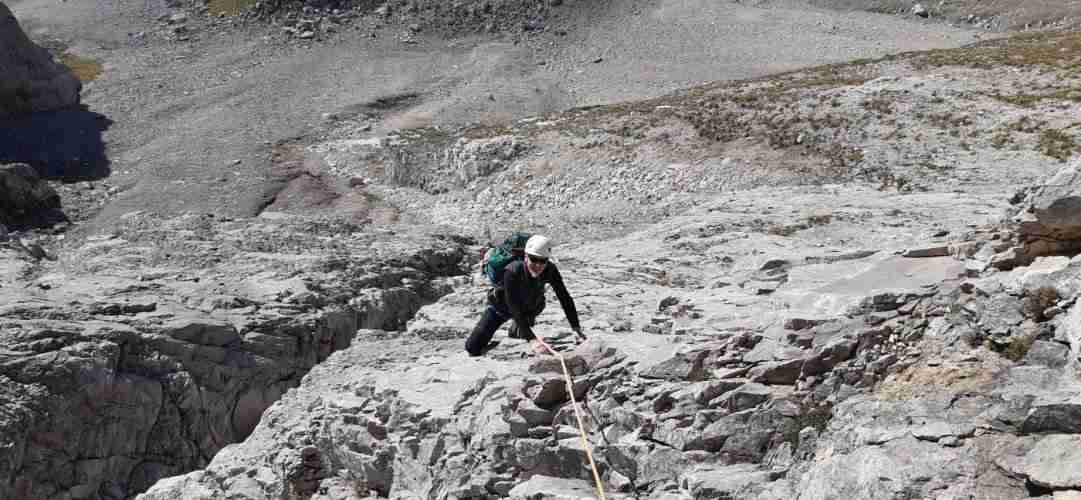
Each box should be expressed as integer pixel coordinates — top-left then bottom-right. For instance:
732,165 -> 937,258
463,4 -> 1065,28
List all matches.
526,254 -> 549,265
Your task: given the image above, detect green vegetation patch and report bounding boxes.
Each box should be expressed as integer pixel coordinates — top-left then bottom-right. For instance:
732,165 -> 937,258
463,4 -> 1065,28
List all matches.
209,0 -> 258,16
59,53 -> 103,82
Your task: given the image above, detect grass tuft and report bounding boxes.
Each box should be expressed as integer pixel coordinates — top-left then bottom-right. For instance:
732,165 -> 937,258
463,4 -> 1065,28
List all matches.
1000,334 -> 1037,362
1038,128 -> 1080,162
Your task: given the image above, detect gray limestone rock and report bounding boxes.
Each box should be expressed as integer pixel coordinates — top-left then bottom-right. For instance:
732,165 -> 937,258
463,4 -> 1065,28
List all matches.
507,475 -> 605,500
0,213 -> 470,499
1024,340 -> 1070,368
17,70 -> 1081,500
680,464 -> 779,499
795,435 -> 972,500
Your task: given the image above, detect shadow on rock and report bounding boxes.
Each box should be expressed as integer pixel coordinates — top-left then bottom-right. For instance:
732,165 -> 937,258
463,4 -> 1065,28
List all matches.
0,105 -> 112,181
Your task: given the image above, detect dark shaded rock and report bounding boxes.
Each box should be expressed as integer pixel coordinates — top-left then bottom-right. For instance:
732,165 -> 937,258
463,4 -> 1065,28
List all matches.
714,383 -> 772,412
801,335 -> 857,377
748,358 -> 804,385
0,4 -> 81,117
0,163 -> 63,227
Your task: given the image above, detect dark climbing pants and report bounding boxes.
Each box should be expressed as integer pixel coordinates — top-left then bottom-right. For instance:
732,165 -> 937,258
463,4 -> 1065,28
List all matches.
464,302 -> 544,356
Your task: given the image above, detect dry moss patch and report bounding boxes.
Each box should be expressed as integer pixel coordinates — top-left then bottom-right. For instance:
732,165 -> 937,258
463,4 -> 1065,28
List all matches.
209,0 -> 258,16
59,53 -> 103,82
1038,128 -> 1081,162
910,32 -> 1081,71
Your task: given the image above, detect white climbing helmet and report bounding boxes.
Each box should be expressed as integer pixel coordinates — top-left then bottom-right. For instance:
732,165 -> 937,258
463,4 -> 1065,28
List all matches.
525,234 -> 552,259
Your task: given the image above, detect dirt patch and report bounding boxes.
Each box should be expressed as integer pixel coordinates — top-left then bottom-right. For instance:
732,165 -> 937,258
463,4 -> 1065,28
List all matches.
877,344 -> 1011,400
59,52 -> 102,82
208,0 -> 258,16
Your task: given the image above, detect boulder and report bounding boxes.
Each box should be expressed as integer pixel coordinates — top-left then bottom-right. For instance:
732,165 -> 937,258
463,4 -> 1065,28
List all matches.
1022,392 -> 1081,434
0,163 -> 61,226
0,3 -> 81,117
1018,162 -> 1081,241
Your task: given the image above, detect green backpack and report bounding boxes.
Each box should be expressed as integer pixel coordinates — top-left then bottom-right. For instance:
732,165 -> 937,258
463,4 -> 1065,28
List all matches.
483,232 -> 532,286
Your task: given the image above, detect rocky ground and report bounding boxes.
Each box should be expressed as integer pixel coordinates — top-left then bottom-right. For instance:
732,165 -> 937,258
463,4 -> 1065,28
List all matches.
3,0 -> 1081,499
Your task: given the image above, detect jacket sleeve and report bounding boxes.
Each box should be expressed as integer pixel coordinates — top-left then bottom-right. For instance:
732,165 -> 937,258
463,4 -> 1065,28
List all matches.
548,265 -> 581,331
502,264 -> 536,339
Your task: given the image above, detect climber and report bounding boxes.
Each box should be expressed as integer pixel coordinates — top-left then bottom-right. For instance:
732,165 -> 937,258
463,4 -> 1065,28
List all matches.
465,234 -> 584,356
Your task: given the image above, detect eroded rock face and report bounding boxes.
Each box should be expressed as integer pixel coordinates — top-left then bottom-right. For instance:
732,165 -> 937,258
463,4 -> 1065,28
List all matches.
137,159 -> 1081,500
0,212 -> 470,499
0,2 -> 81,117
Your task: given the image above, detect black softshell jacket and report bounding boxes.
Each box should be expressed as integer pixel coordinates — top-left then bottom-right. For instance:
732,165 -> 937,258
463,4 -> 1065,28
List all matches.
493,259 -> 580,340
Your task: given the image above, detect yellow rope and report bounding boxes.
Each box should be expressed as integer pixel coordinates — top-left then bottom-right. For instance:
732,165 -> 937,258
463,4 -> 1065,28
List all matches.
536,338 -> 608,500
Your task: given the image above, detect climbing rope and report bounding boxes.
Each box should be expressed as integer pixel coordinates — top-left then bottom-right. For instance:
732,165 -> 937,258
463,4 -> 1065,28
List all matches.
535,337 -> 608,500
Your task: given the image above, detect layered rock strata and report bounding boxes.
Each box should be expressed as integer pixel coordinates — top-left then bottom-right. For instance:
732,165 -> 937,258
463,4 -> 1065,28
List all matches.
0,212 -> 469,499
